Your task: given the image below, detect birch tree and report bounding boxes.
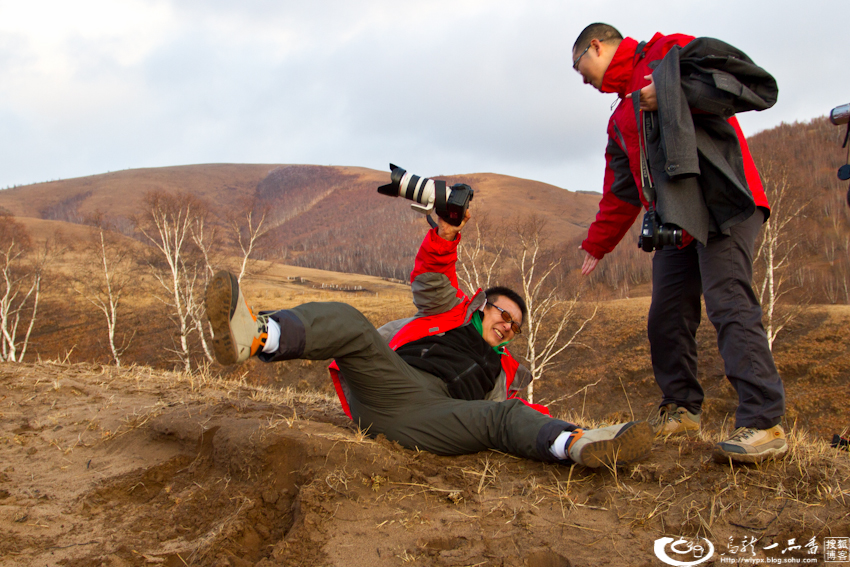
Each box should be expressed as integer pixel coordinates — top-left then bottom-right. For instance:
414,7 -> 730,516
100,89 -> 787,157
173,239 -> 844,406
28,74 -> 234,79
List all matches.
511,216 -> 597,404
137,192 -> 212,371
753,162 -> 807,350
0,217 -> 49,362
456,213 -> 506,296
73,216 -> 134,366
188,210 -> 218,363
227,201 -> 271,284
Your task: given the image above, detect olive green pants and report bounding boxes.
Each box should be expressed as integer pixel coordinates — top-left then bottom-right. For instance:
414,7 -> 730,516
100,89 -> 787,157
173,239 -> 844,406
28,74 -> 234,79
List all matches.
264,302 -> 570,462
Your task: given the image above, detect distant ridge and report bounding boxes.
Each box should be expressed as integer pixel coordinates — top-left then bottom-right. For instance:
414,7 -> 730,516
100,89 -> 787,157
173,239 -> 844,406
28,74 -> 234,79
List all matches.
0,163 -> 600,280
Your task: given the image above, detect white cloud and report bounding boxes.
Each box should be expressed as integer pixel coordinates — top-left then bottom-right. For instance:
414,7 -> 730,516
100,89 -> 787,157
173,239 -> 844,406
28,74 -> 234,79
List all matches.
0,0 -> 845,190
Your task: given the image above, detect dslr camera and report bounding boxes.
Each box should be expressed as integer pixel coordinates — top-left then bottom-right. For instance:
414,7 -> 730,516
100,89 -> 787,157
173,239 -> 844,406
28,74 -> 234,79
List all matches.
638,206 -> 683,252
377,163 -> 474,226
829,103 -> 850,208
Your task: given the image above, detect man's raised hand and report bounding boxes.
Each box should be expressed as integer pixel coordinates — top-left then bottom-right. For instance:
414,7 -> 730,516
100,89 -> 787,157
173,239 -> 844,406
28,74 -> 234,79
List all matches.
436,210 -> 471,242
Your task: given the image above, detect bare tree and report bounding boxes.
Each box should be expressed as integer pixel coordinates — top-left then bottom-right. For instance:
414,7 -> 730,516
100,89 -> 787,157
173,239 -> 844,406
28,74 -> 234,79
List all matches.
456,212 -> 506,296
137,192 -> 213,371
0,217 -> 50,362
72,214 -> 135,366
753,162 -> 807,350
227,200 -> 271,284
511,216 -> 597,404
188,209 -> 220,363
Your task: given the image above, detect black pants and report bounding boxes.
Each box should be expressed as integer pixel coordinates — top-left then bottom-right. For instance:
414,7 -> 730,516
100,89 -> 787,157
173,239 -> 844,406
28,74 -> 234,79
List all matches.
261,302 -> 573,462
647,210 -> 785,429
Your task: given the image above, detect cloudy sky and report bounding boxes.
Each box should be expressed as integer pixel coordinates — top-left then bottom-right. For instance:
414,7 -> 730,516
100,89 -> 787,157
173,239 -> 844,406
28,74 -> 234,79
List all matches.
1,0 -> 846,193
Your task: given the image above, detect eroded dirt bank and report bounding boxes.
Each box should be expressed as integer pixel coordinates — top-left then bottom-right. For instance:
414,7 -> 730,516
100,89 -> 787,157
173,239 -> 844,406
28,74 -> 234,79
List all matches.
1,363 -> 848,567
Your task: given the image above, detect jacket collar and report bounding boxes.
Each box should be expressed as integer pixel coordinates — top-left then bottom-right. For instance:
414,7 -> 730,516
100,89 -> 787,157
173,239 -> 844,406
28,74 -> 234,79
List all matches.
600,33 -> 665,98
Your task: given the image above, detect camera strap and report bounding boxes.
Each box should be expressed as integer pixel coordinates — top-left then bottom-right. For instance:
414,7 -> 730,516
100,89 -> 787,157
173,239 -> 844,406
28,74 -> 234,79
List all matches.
434,179 -> 447,208
434,179 -> 446,203
632,92 -> 656,204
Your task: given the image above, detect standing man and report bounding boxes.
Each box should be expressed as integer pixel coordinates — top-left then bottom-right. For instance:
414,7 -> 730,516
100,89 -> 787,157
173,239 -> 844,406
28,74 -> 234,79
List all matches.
571,23 -> 786,463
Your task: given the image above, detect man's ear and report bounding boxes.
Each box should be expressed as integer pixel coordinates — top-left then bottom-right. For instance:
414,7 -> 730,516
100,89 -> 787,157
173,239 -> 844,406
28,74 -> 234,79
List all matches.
590,38 -> 605,57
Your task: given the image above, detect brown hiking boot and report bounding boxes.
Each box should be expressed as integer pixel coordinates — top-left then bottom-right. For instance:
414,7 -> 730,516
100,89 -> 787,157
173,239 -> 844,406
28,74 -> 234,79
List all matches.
649,403 -> 700,438
205,271 -> 267,365
567,421 -> 653,468
713,424 -> 788,464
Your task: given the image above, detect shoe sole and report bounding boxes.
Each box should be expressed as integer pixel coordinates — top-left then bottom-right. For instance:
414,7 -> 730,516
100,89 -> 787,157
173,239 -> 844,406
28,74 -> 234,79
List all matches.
205,271 -> 240,366
712,443 -> 788,464
579,421 -> 653,468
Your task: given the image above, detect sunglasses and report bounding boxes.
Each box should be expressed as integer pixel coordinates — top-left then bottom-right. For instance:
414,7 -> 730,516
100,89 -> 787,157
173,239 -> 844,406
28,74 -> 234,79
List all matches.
487,301 -> 522,335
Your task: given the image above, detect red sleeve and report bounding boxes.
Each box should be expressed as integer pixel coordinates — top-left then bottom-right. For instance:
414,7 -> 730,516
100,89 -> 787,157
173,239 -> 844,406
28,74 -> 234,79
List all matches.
581,117 -> 644,259
411,227 -> 462,290
581,144 -> 643,259
582,192 -> 642,259
729,116 -> 770,211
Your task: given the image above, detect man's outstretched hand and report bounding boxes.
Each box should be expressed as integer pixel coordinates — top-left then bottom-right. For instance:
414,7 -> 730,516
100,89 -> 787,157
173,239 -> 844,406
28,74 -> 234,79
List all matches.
436,210 -> 471,242
580,249 -> 600,276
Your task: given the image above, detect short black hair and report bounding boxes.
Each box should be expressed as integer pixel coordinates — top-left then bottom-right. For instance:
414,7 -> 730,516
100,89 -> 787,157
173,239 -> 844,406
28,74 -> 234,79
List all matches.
573,23 -> 623,53
484,286 -> 527,321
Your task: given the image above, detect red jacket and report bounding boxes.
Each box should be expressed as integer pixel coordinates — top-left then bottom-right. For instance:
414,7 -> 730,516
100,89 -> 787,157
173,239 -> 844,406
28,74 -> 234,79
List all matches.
580,33 -> 769,260
330,228 -> 548,418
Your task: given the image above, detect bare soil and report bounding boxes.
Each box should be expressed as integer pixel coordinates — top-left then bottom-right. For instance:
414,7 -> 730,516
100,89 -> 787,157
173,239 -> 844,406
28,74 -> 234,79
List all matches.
1,363 -> 848,567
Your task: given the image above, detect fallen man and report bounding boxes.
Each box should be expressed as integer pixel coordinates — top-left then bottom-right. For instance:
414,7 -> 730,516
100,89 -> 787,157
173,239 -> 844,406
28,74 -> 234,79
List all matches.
205,211 -> 652,469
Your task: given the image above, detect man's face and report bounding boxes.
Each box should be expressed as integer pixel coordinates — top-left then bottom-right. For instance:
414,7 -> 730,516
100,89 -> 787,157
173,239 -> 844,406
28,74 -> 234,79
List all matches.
481,297 -> 523,347
573,39 -> 612,92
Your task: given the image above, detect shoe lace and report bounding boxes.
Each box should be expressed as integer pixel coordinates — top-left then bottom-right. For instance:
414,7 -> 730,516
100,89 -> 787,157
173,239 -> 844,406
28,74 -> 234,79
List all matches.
256,313 -> 269,345
727,427 -> 758,443
650,405 -> 682,427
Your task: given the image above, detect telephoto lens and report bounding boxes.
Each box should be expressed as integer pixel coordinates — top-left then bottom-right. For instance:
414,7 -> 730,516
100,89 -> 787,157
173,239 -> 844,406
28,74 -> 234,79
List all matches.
830,103 -> 850,126
376,164 -> 474,226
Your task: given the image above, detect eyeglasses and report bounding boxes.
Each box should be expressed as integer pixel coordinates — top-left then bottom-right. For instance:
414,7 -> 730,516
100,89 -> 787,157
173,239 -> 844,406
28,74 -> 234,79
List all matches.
487,301 -> 522,335
572,39 -> 602,71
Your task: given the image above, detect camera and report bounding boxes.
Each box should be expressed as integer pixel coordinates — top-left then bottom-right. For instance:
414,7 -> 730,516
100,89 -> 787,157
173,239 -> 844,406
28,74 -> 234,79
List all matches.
830,103 -> 850,126
830,103 -> 850,207
377,164 -> 474,226
638,206 -> 683,252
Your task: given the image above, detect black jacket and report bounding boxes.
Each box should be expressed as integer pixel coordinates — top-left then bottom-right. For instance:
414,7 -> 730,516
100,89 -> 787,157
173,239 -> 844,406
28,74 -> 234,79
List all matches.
395,323 -> 504,401
639,37 -> 778,243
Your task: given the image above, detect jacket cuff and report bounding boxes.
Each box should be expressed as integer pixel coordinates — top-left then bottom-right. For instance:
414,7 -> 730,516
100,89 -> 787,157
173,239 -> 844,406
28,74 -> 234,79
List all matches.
427,226 -> 461,251
580,240 -> 605,260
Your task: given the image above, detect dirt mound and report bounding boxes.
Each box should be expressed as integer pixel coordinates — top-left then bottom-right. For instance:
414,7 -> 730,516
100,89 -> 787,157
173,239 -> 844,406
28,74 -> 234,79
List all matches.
1,363 -> 848,567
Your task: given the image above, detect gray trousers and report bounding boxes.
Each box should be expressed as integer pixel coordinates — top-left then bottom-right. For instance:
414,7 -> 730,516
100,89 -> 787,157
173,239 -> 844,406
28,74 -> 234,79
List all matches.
647,210 -> 786,429
262,302 -> 572,462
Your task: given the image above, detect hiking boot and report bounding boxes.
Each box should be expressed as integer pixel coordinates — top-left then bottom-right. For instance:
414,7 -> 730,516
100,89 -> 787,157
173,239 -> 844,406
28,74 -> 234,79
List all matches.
713,424 -> 788,464
567,421 -> 653,468
649,403 -> 700,438
205,271 -> 267,365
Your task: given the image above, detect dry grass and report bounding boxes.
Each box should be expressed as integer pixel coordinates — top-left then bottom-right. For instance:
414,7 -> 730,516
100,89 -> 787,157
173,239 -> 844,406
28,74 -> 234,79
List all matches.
24,358 -> 850,517
3,358 -> 849,567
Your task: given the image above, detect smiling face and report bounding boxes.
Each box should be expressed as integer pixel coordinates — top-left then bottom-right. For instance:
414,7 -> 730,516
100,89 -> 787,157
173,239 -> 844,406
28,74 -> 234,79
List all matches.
481,297 -> 523,347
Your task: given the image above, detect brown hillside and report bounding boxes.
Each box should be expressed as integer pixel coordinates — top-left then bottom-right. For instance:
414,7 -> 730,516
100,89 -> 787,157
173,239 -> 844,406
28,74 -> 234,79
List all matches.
0,164 -> 279,223
0,163 -> 601,282
747,116 -> 850,304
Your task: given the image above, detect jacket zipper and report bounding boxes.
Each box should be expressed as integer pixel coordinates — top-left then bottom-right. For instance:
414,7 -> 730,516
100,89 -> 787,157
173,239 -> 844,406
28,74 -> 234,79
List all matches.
612,121 -> 627,152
